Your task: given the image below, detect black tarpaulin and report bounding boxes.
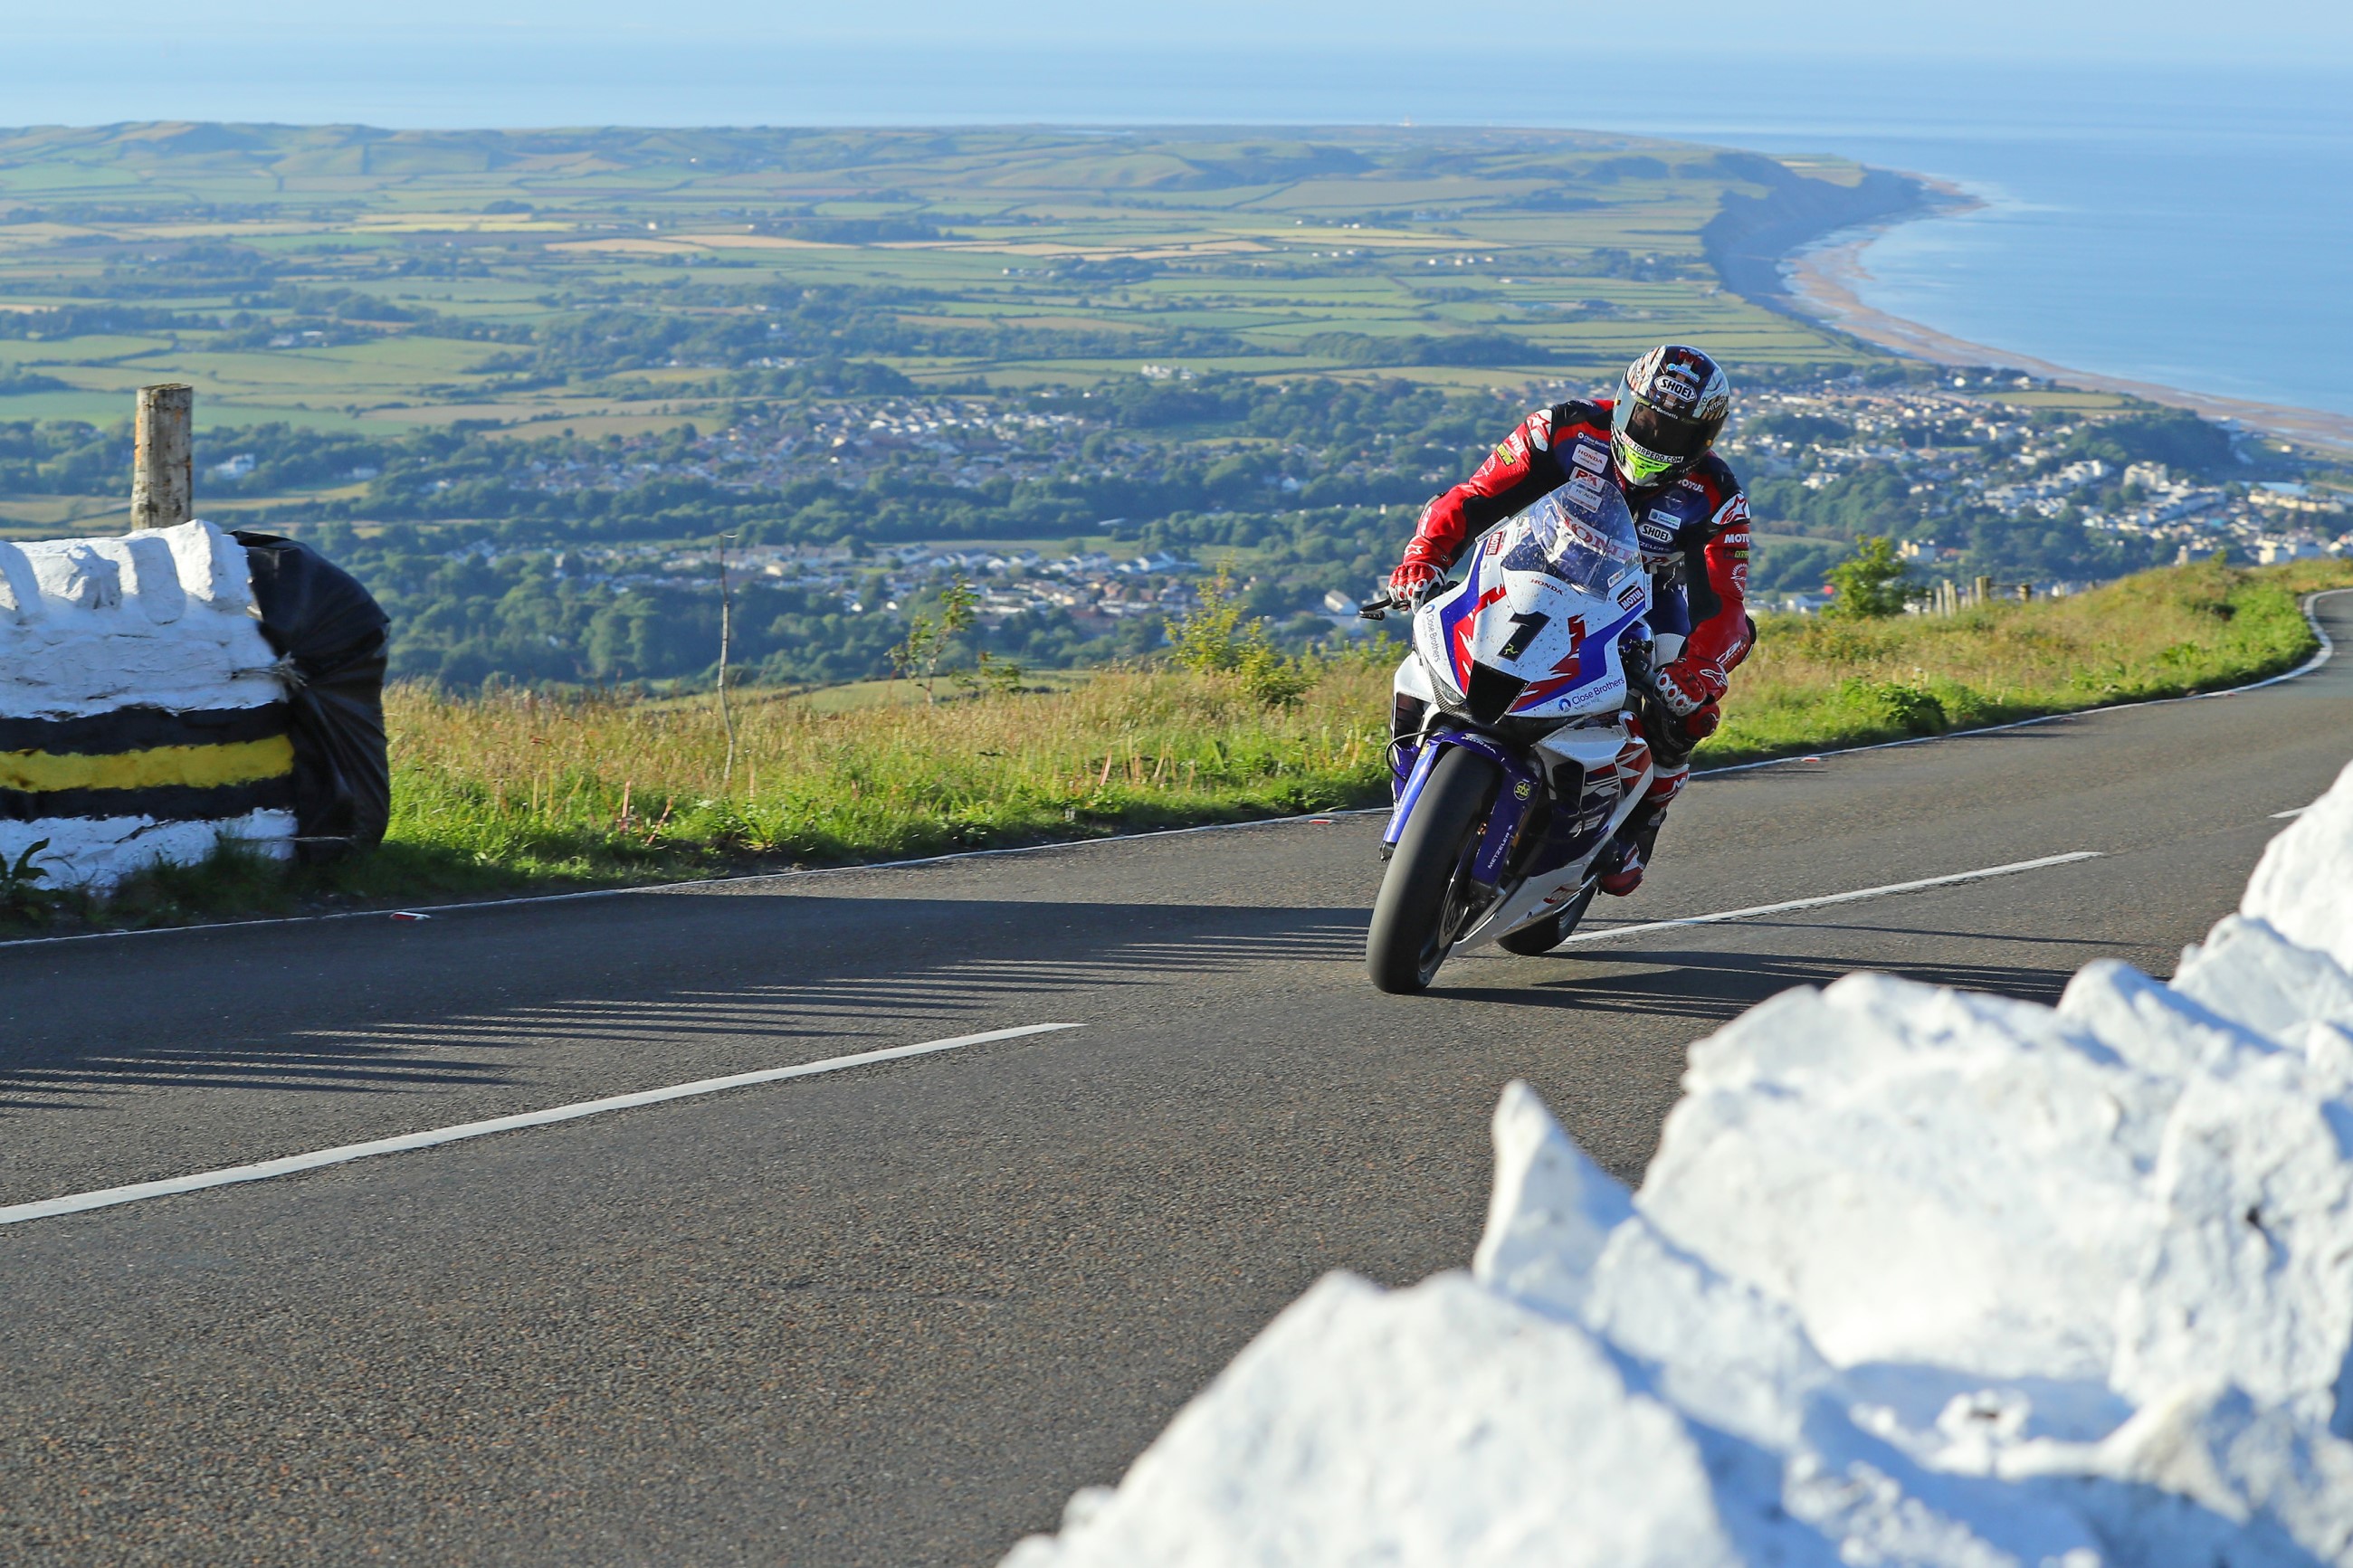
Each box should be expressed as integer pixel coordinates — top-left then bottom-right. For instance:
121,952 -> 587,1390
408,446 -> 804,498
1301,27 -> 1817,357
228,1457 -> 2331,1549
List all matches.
233,532 -> 391,862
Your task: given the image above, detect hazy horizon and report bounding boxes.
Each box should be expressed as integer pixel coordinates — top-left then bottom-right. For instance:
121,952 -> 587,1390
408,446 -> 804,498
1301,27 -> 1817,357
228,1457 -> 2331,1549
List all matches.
0,44 -> 2342,138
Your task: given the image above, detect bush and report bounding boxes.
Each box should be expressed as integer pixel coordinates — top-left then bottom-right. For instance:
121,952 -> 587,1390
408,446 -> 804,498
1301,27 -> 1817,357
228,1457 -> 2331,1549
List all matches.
1841,679 -> 1947,735
1823,536 -> 1911,620
1165,567 -> 1313,707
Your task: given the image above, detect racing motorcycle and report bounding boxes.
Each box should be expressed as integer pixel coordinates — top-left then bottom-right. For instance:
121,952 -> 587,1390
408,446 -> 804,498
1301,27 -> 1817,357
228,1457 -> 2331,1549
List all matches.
1358,480 -> 1691,994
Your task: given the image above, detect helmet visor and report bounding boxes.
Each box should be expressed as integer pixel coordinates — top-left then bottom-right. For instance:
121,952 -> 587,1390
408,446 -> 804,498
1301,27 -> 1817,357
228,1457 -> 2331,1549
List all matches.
1611,396 -> 1710,484
1622,400 -> 1710,460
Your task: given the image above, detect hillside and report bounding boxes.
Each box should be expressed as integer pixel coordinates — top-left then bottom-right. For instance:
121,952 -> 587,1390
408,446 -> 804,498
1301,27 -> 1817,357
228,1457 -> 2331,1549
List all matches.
0,122 -> 1886,434
0,123 -> 2342,700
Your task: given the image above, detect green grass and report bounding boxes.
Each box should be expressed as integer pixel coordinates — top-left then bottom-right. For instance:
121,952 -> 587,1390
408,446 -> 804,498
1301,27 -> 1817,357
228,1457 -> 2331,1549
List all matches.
1697,559 -> 2353,764
4,560 -> 2343,939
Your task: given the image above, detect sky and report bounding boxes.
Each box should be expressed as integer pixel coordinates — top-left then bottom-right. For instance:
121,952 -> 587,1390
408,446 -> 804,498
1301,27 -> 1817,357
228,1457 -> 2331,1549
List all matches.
6,0 -> 2353,63
0,0 -> 2347,128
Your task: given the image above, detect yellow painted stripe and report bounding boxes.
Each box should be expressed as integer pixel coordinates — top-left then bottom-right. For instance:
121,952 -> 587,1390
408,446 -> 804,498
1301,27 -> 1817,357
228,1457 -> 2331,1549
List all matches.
0,736 -> 295,793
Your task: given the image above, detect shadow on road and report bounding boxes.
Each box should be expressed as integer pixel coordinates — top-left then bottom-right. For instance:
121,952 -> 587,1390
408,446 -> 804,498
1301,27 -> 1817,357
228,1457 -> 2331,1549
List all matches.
1447,943 -> 2080,1024
0,896 -> 1369,1113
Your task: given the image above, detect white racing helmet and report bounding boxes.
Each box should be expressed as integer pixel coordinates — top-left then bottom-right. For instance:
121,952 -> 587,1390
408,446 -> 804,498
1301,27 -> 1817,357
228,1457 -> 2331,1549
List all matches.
1610,345 -> 1730,488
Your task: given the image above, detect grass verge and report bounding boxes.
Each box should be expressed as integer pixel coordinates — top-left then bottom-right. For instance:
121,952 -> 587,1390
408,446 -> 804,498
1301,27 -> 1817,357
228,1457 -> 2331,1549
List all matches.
4,559 -> 2347,936
1703,558 -> 2353,764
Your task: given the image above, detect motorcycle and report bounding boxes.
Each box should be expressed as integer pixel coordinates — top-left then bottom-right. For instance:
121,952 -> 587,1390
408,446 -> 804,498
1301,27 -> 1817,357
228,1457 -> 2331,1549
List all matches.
1358,480 -> 1691,994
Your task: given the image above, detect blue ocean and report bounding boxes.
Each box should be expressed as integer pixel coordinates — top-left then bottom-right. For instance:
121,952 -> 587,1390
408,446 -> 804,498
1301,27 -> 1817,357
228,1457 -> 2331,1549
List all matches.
3,41 -> 2346,419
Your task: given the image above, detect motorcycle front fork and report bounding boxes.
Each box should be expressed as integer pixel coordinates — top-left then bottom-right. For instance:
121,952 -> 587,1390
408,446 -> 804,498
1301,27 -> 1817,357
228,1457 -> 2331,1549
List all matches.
1388,693 -> 1429,802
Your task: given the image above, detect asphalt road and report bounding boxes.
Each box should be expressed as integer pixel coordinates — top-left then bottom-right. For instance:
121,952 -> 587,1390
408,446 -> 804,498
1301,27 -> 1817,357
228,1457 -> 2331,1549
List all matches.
2,594 -> 2348,1566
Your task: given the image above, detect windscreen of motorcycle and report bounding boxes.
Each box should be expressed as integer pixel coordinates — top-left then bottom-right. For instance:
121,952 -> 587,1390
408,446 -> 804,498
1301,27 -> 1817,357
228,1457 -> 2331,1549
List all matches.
1500,481 -> 1643,594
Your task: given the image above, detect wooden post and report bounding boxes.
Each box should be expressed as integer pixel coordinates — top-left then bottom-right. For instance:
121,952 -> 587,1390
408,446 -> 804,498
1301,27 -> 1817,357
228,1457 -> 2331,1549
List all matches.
717,531 -> 737,793
1973,575 -> 1993,609
131,384 -> 195,530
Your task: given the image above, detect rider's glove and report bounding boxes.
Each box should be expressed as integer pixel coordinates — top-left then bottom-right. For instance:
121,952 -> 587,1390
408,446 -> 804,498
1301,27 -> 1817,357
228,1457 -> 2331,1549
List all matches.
1391,539 -> 1449,603
1653,660 -> 1720,718
1389,561 -> 1439,604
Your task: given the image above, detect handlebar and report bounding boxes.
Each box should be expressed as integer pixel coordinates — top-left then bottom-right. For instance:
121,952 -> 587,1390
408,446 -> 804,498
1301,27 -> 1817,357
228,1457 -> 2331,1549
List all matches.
1358,579 -> 1453,622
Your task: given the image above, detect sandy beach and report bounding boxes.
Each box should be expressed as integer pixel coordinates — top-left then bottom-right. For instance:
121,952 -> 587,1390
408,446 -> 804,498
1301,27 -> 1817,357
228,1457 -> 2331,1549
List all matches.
1779,216 -> 2353,456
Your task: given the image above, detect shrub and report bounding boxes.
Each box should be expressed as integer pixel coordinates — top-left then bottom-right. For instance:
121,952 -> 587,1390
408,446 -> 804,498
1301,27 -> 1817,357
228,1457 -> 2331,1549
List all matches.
1824,536 -> 1911,619
1166,566 -> 1312,707
1840,679 -> 1947,735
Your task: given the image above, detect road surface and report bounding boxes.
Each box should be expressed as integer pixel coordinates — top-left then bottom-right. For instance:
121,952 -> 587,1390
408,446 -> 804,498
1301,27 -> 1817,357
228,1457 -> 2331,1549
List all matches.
1,594 -> 2348,1565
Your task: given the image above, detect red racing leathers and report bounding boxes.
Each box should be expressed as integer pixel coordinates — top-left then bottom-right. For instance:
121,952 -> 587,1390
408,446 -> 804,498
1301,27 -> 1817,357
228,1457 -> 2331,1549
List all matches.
1393,399 -> 1756,893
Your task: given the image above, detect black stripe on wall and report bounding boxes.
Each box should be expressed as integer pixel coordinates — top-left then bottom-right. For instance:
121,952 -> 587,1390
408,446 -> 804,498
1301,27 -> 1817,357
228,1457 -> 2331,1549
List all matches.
0,775 -> 298,824
0,704 -> 290,756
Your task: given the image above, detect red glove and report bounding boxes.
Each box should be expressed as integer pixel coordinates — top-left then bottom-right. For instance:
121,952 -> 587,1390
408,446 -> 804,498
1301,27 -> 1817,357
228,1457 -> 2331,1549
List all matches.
1390,557 -> 1441,602
1653,660 -> 1721,718
1392,531 -> 1453,602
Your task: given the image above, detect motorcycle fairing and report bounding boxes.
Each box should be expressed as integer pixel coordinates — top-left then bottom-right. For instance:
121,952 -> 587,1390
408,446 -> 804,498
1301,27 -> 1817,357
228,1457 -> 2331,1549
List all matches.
1504,601 -> 1646,717
1416,488 -> 1650,726
1453,725 -> 1655,953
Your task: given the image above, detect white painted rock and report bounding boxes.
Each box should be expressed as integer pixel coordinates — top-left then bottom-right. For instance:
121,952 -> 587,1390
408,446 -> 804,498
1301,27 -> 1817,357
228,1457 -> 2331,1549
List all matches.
1000,1269 -> 1754,1568
1640,974 -> 2163,1382
2243,758 -> 2353,973
0,519 -> 295,889
1008,759 -> 2353,1566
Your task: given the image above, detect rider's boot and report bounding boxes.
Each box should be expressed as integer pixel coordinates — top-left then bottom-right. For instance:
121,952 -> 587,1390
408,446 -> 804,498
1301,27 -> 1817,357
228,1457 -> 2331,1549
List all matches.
1598,763 -> 1689,897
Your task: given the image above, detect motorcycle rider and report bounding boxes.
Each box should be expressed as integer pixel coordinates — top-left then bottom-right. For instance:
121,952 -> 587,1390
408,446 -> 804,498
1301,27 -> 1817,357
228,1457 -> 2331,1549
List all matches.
1388,344 -> 1753,897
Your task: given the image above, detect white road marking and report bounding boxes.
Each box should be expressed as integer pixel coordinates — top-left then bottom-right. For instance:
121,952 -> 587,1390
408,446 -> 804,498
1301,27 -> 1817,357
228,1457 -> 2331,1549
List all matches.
1556,851 -> 2104,947
0,1022 -> 1081,1231
2273,807 -> 2310,819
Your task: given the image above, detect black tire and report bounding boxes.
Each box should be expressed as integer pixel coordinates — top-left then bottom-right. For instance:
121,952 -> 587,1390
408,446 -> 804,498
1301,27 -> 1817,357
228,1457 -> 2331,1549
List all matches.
1366,747 -> 1500,994
1497,879 -> 1598,955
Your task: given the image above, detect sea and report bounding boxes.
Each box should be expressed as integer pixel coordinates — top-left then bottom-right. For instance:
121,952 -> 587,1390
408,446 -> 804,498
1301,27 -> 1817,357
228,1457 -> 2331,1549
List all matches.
3,41 -> 2348,421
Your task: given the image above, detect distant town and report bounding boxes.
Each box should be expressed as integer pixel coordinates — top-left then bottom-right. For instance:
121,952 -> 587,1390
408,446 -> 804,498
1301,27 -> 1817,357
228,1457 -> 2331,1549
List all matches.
1725,378 -> 2348,610
345,372 -> 2351,640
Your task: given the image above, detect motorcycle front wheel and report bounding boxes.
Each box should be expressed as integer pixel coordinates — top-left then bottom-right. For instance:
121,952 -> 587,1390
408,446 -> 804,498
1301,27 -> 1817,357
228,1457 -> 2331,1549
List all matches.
1366,746 -> 1500,994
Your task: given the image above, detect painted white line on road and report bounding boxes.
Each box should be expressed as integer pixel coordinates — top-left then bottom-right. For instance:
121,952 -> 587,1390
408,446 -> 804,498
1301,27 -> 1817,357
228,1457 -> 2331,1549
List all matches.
2273,807 -> 2310,819
1556,851 -> 2104,948
0,1022 -> 1081,1231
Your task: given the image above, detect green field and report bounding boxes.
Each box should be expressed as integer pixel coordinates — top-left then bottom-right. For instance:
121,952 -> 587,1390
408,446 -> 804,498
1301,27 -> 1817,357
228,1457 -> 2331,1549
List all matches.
0,122 -> 1876,452
10,120 -> 2289,701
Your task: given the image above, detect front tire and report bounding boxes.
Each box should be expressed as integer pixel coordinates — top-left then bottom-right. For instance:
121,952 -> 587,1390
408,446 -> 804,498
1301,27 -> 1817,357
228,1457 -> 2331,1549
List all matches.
1366,747 -> 1499,994
1497,879 -> 1598,955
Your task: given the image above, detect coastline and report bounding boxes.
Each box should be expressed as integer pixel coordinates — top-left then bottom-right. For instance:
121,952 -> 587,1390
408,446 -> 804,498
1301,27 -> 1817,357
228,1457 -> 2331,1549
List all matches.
1774,202 -> 2353,456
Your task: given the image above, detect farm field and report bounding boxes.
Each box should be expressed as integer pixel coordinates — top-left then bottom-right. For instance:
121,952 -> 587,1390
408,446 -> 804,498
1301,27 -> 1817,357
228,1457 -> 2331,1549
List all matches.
0,122 -> 1875,438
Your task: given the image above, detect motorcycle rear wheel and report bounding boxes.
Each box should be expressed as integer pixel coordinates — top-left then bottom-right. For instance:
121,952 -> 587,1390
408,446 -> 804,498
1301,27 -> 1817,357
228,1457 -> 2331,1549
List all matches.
1496,879 -> 1598,955
1366,747 -> 1499,994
